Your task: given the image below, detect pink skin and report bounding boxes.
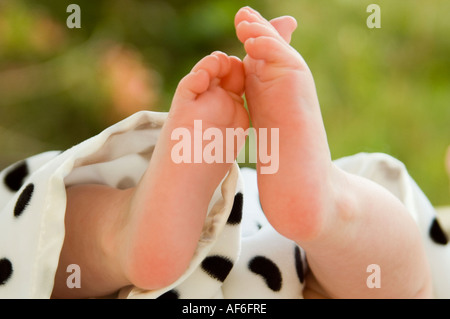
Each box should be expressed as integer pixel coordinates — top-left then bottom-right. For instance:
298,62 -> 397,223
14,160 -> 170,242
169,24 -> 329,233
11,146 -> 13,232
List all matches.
235,8 -> 332,241
234,7 -> 432,298
123,52 -> 249,290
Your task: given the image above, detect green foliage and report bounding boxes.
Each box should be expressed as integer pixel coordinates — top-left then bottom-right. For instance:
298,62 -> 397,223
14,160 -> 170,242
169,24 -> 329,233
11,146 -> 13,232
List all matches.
0,0 -> 448,205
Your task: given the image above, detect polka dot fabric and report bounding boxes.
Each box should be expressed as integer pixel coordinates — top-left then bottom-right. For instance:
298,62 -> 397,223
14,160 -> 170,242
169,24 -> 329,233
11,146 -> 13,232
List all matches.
1,111 -> 449,299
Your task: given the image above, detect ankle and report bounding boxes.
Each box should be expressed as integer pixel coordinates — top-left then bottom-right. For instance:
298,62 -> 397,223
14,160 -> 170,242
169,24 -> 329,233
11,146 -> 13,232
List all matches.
268,162 -> 350,244
119,184 -> 205,291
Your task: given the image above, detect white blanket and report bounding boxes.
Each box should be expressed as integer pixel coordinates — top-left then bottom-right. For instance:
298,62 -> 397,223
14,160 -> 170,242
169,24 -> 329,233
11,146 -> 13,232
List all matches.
1,111 -> 449,299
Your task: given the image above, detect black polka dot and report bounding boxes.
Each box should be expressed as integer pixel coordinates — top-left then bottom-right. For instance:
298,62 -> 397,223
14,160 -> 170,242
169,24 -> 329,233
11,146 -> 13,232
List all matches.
14,183 -> 34,217
4,161 -> 29,192
157,289 -> 179,299
0,258 -> 13,285
248,256 -> 282,291
294,246 -> 305,283
201,255 -> 233,282
429,217 -> 448,245
227,193 -> 243,225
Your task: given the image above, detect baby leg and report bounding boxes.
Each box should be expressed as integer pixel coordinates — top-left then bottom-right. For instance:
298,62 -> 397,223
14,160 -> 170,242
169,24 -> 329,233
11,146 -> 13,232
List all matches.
235,7 -> 432,298
52,52 -> 248,298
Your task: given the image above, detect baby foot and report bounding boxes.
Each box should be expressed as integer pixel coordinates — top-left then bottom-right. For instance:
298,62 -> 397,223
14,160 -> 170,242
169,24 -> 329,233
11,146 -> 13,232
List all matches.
51,52 -> 248,298
235,7 -> 337,242
121,52 -> 249,289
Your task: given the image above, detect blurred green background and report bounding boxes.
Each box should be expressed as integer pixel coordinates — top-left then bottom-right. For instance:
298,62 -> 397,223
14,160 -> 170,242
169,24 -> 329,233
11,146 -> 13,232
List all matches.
0,0 -> 449,206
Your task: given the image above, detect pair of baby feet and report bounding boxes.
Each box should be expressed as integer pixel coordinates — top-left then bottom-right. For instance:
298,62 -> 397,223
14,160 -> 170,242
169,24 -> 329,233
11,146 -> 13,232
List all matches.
163,6 -> 334,239
53,7 -> 342,298
125,6 -> 335,289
